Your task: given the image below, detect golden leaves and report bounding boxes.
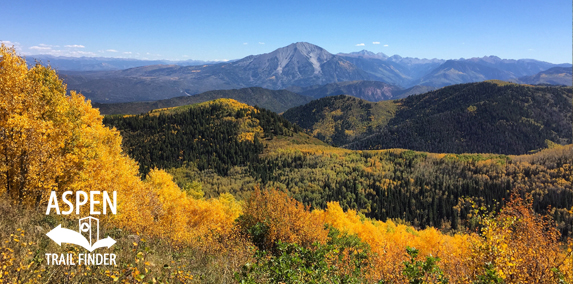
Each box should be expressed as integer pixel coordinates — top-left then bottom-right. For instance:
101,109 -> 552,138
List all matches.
238,187 -> 328,250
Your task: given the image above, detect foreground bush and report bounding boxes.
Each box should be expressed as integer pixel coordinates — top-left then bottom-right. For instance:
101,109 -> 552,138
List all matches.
237,188 -> 329,252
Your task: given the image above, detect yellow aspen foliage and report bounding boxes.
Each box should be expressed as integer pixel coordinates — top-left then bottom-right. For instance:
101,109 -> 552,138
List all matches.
1,45 -> 67,204
183,193 -> 243,249
470,193 -> 572,283
238,187 -> 329,250
143,169 -> 192,241
314,202 -> 475,282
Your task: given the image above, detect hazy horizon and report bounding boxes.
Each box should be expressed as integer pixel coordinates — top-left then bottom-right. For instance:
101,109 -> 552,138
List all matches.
10,43 -> 573,65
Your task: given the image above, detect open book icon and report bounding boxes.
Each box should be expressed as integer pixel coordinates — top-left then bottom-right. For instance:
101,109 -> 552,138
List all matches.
46,224 -> 116,252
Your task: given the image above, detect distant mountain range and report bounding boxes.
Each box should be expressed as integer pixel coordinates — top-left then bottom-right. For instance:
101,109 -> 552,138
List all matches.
55,42 -> 570,103
283,81 -> 572,154
337,50 -> 445,86
25,54 -> 225,71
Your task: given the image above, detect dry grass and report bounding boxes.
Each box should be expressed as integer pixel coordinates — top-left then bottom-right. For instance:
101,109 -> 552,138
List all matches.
0,198 -> 253,283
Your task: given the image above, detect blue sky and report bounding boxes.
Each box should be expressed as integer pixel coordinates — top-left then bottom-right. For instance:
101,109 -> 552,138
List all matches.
2,0 -> 571,63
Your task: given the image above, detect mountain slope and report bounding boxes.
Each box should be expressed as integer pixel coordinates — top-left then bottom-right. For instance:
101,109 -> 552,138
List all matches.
350,81 -> 572,154
519,67 -> 572,86
285,81 -> 572,154
392,85 -> 436,99
282,95 -> 397,146
413,60 -> 517,87
337,56 -> 412,86
338,50 -> 389,60
94,87 -> 312,115
287,80 -> 402,102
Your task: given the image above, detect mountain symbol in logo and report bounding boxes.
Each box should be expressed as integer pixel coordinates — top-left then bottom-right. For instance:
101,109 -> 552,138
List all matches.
46,217 -> 116,252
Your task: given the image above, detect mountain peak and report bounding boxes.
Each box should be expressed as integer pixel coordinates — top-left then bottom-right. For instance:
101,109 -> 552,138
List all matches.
356,50 -> 377,56
282,42 -> 331,56
338,50 -> 388,60
219,42 -> 369,89
261,42 -> 334,76
466,55 -> 503,64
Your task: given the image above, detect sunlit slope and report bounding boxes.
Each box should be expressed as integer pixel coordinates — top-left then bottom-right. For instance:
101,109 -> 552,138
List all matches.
282,95 -> 398,146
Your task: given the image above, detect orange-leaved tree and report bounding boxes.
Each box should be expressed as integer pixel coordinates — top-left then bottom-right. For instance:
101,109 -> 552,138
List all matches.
470,192 -> 573,283
237,187 -> 328,251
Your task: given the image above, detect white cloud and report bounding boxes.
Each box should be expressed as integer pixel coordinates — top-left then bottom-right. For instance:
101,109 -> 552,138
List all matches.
29,46 -> 97,57
243,42 -> 248,45
30,46 -> 52,50
123,51 -> 132,54
1,40 -> 19,46
356,43 -> 365,46
106,49 -> 118,52
383,44 -> 389,47
258,42 -> 265,45
0,41 -> 22,51
372,42 -> 380,45
27,43 -> 97,56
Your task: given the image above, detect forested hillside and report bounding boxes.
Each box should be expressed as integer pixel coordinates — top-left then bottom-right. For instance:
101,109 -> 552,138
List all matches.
285,81 -> 572,154
103,99 -> 302,176
351,81 -> 572,154
282,95 -> 397,146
